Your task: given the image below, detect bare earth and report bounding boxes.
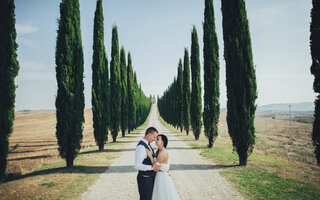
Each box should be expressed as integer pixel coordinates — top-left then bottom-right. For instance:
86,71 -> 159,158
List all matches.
81,105 -> 243,200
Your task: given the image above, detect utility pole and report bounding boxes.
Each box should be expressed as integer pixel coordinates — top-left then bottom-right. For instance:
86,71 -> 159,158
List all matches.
288,105 -> 291,126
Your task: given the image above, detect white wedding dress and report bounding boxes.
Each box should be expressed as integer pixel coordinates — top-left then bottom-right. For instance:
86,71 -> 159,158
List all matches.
152,161 -> 179,200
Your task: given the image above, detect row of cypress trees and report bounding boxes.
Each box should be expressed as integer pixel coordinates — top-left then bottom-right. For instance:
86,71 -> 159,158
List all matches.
91,0 -> 151,148
158,59 -> 184,130
56,0 -> 151,168
0,0 -> 20,179
158,26 -> 203,141
158,0 -> 257,166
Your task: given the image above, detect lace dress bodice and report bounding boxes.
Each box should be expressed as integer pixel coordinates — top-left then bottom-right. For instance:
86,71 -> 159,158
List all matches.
155,161 -> 170,172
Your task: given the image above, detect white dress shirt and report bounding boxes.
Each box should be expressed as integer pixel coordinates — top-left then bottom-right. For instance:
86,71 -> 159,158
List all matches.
134,138 -> 155,171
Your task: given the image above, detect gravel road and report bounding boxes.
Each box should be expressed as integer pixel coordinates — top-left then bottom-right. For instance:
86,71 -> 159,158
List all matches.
81,105 -> 244,200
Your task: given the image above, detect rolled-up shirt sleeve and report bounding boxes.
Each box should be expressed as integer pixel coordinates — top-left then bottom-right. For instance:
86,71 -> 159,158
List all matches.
134,145 -> 153,171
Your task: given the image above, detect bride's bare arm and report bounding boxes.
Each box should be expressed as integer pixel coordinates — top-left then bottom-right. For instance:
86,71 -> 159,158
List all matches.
146,149 -> 155,165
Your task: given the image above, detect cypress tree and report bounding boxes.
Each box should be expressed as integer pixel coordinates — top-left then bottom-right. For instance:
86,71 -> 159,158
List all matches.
0,0 -> 20,178
203,0 -> 220,148
92,0 -> 109,151
172,77 -> 178,128
55,0 -> 85,167
127,52 -> 134,133
190,26 -> 202,140
110,25 -> 121,142
177,59 -> 184,132
221,0 -> 257,166
133,72 -> 138,128
105,51 -> 110,131
120,47 -> 128,137
182,48 -> 191,135
310,0 -> 320,165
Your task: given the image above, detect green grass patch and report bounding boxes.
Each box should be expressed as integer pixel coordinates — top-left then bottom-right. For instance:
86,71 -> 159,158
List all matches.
221,168 -> 320,200
30,197 -> 47,200
106,141 -> 121,146
249,153 -> 295,168
197,143 -> 238,163
128,132 -> 142,135
41,182 -> 57,188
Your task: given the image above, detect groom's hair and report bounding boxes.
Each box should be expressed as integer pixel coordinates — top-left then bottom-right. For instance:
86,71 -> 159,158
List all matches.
145,127 -> 158,136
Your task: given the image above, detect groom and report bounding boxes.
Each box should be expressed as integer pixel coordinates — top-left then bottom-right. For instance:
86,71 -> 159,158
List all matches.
134,127 -> 161,200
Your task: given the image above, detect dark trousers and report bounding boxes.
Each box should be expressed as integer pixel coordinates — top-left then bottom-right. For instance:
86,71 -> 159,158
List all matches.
137,174 -> 155,200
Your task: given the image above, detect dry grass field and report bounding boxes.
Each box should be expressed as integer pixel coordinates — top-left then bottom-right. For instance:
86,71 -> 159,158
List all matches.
6,109 -> 95,176
219,113 -> 316,163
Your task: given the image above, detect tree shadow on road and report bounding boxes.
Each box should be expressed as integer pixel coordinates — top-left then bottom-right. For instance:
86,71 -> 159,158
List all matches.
80,148 -> 136,155
167,146 -> 207,150
4,165 -> 110,183
170,164 -> 238,171
8,155 -> 53,161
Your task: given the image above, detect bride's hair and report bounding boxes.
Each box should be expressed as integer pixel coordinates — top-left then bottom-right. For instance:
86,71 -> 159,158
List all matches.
156,134 -> 168,157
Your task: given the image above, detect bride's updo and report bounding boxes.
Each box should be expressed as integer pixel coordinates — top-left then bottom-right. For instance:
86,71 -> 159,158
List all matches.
158,134 -> 168,148
156,134 -> 168,157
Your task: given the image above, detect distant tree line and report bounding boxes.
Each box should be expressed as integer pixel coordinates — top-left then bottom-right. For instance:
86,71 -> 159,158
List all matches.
158,0 -> 257,166
158,59 -> 184,131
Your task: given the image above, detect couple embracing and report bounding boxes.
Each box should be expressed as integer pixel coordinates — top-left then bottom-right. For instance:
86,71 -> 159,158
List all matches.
134,127 -> 179,200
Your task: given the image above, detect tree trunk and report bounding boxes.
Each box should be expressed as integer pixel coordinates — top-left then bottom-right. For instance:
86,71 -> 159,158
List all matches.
99,143 -> 104,151
122,130 -> 125,137
194,129 -> 200,140
113,134 -> 117,142
208,135 -> 213,148
239,150 -> 248,166
66,157 -> 74,168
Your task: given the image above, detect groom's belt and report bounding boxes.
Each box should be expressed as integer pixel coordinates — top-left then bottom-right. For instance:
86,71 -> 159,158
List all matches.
138,170 -> 156,177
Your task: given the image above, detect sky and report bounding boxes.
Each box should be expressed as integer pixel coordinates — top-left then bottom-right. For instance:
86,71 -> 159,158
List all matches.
14,0 -> 314,110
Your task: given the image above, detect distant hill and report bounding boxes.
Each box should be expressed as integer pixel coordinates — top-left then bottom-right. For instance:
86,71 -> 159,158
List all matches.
257,102 -> 314,112
221,102 -> 314,112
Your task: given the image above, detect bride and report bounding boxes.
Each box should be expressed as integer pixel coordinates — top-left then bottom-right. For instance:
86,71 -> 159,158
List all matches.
146,134 -> 179,200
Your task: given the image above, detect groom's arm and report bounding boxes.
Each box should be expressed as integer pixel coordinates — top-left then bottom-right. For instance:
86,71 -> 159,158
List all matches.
134,145 -> 153,171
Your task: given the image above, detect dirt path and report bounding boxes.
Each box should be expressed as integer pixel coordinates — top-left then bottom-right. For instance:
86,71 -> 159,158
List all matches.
81,105 -> 244,200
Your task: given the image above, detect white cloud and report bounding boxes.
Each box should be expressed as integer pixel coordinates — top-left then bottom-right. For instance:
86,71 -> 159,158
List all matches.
293,26 -> 308,36
16,23 -> 38,34
18,37 -> 40,49
263,73 -> 311,80
19,72 -> 55,81
17,61 -> 55,82
20,61 -> 45,71
249,5 -> 286,26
